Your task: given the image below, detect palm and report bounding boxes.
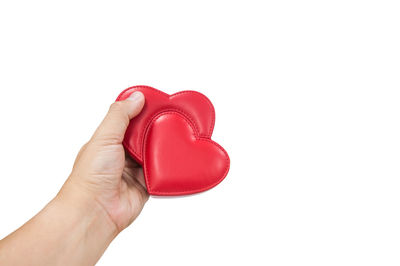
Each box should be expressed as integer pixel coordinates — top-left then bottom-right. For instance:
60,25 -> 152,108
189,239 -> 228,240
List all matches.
70,143 -> 149,232
120,156 -> 148,223
106,153 -> 148,231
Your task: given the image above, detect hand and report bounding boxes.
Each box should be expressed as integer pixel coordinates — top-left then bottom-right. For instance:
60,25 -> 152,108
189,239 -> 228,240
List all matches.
0,91 -> 148,266
60,91 -> 148,232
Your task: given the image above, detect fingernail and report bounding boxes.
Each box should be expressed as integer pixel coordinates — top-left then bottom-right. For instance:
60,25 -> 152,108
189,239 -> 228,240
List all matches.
128,91 -> 143,101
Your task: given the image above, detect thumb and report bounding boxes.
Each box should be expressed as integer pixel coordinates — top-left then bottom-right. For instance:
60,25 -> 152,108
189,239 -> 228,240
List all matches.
92,91 -> 145,144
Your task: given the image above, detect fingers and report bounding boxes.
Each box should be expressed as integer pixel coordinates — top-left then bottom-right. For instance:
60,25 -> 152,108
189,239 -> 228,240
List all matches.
124,154 -> 140,168
92,92 -> 145,144
129,168 -> 149,204
134,167 -> 148,189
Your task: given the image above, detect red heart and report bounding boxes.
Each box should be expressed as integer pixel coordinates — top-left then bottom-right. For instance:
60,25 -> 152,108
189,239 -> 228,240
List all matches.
117,86 -> 215,164
143,111 -> 230,196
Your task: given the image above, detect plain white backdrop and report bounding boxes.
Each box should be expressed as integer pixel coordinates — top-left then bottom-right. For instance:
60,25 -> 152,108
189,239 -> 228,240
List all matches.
1,1 -> 400,265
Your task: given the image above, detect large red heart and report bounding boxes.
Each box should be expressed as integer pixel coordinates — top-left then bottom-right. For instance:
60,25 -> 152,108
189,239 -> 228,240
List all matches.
116,86 -> 230,196
143,112 -> 230,196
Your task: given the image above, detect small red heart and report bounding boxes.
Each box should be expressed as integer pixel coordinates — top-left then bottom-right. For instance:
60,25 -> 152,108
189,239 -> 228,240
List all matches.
143,111 -> 230,196
117,86 -> 215,164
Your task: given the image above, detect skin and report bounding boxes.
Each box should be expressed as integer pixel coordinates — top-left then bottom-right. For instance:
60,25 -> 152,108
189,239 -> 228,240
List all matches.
0,91 -> 148,265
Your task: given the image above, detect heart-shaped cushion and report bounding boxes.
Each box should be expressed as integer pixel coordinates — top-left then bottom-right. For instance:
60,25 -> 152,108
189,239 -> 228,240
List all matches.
143,112 -> 230,196
116,86 -> 230,196
117,85 -> 215,164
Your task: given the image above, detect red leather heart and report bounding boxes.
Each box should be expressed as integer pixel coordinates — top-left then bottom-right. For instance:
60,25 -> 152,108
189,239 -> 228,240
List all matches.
116,85 -> 230,196
117,86 -> 215,164
143,112 -> 230,196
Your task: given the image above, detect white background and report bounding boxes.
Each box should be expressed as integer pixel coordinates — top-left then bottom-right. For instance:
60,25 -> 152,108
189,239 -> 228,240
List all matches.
0,1 -> 400,265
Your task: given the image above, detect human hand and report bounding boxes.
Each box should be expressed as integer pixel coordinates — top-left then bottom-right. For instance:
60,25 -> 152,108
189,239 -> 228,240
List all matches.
0,91 -> 148,265
59,91 -> 148,233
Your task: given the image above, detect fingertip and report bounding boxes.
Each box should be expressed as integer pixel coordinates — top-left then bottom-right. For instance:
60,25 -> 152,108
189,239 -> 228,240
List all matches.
126,91 -> 145,118
127,91 -> 144,102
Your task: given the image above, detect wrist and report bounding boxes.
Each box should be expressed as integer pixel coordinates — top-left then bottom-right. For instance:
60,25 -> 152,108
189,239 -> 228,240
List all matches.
54,180 -> 119,245
0,181 -> 119,266
45,181 -> 119,264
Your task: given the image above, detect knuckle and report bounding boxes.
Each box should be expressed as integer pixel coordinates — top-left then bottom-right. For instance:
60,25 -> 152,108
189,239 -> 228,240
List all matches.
92,134 -> 122,146
109,101 -> 124,113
